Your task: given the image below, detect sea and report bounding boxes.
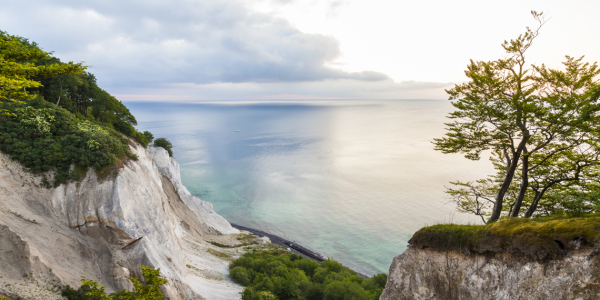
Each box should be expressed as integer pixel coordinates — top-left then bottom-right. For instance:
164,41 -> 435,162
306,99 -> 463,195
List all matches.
126,100 -> 494,276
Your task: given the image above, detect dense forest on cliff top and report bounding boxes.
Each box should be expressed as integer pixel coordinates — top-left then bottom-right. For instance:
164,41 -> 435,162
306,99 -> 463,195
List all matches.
0,30 -> 159,186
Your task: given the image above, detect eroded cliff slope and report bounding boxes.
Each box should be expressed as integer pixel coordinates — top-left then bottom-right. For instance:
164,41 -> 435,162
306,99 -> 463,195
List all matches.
0,144 -> 247,299
381,238 -> 600,300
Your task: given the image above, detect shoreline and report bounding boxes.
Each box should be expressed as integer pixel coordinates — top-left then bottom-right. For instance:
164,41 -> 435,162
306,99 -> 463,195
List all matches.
230,223 -> 370,278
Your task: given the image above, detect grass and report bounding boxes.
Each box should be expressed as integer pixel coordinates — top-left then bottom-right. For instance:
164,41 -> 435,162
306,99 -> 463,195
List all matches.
96,158 -> 126,182
410,214 -> 600,261
206,248 -> 233,261
208,241 -> 258,248
236,233 -> 256,241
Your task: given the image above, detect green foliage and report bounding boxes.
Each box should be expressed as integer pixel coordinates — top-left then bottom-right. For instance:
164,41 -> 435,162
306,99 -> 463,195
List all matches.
243,288 -> 279,300
410,215 -> 600,261
323,281 -> 369,300
1,30 -> 150,147
62,266 -> 167,300
142,131 -> 154,145
231,266 -> 252,286
230,250 -> 387,300
0,99 -> 136,186
0,30 -> 156,186
540,186 -> 600,217
153,137 -> 173,157
0,30 -> 86,100
34,67 -> 149,146
433,12 -> 600,222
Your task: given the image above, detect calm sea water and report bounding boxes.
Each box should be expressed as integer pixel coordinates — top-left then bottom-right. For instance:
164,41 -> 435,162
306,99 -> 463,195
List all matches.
127,100 -> 493,275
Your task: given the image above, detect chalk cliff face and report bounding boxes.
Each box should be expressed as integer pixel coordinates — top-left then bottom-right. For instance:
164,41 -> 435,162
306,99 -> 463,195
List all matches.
381,245 -> 600,300
0,144 -> 245,299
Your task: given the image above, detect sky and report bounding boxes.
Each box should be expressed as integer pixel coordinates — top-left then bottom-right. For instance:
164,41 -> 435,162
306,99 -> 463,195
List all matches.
1,0 -> 599,101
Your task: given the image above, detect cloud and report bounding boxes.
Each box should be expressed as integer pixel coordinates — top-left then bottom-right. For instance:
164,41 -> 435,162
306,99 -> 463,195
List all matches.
326,0 -> 350,18
111,79 -> 454,101
0,0 -> 387,89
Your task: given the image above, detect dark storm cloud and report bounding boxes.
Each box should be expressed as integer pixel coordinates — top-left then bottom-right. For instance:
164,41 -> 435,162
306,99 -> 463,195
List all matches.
0,0 -> 388,88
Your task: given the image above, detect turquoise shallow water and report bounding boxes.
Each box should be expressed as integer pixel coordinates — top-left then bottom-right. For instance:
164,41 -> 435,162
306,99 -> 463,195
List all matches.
127,100 -> 493,275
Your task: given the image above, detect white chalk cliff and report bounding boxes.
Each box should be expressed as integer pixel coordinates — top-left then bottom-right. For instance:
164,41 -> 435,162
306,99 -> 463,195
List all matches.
0,144 -> 247,299
381,241 -> 600,299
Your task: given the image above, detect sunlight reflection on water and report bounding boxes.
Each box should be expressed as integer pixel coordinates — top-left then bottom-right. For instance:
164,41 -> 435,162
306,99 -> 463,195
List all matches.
128,100 -> 494,275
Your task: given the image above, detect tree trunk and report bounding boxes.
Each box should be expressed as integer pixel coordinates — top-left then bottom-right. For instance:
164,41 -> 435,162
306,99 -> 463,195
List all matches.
56,85 -> 62,106
488,137 -> 529,223
511,147 -> 528,217
524,188 -> 549,217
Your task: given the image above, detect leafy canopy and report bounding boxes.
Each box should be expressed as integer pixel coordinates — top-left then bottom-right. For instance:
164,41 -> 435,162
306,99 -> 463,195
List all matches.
0,30 -> 86,100
230,249 -> 387,300
0,98 -> 136,186
433,11 -> 600,222
0,30 -> 161,186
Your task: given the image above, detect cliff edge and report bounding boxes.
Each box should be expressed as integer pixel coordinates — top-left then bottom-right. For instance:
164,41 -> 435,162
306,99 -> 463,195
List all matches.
0,144 -> 247,300
381,219 -> 600,300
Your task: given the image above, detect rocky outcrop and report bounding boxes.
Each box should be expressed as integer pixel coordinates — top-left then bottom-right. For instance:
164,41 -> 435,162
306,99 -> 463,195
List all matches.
381,245 -> 600,300
148,147 -> 233,236
0,144 -> 244,299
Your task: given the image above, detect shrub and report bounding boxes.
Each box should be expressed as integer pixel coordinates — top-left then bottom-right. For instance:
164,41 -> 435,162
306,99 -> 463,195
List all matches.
229,250 -> 387,300
153,137 -> 173,157
62,265 -> 167,300
142,131 -> 154,145
323,281 -> 369,300
0,100 -> 136,186
305,283 -> 324,300
242,288 -> 278,300
231,266 -> 251,286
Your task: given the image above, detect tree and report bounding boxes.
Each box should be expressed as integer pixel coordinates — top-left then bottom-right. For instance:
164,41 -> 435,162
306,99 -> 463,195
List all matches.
64,266 -> 167,300
143,131 -> 154,145
445,146 -> 600,221
0,30 -> 86,100
323,281 -> 369,300
154,137 -> 173,157
433,11 -> 600,222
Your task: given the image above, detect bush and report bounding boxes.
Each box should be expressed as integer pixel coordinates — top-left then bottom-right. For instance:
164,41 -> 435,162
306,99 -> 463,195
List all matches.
62,265 -> 167,300
153,137 -> 173,157
305,283 -> 324,300
230,250 -> 387,300
231,266 -> 251,286
0,100 -> 136,186
142,131 -> 154,145
323,281 -> 369,300
242,288 -> 278,300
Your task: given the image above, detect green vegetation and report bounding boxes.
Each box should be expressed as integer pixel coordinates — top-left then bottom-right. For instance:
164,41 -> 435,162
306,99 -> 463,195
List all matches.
0,30 -> 85,100
0,30 -> 158,186
433,11 -> 600,223
229,249 -> 387,300
62,265 -> 167,300
410,215 -> 600,261
207,247 -> 233,261
0,98 -> 136,186
153,137 -> 173,157
209,241 -> 255,248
